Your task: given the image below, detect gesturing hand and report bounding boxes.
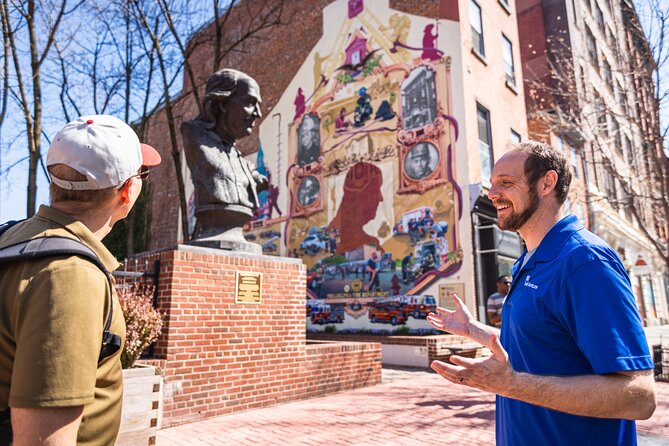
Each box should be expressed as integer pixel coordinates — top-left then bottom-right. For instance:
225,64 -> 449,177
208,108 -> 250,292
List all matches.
431,333 -> 515,395
426,293 -> 474,337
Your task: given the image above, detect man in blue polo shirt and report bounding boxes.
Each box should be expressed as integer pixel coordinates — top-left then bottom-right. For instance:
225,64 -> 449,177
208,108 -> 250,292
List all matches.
427,141 -> 656,445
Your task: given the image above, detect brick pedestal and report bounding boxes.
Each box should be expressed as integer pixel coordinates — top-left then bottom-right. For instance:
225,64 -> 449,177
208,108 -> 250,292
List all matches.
130,245 -> 381,427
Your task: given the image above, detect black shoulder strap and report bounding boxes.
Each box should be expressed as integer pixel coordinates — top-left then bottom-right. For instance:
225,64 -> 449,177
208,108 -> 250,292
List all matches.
0,222 -> 120,363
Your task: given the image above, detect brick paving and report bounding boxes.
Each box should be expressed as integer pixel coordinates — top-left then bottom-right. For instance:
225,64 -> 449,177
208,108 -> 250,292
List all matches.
157,368 -> 669,445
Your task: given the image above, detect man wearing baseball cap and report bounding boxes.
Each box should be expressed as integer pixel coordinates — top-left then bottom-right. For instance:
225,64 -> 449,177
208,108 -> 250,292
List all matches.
0,115 -> 160,445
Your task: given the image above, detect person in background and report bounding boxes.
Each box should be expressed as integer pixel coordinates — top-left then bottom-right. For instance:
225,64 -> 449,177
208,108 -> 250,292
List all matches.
486,275 -> 511,328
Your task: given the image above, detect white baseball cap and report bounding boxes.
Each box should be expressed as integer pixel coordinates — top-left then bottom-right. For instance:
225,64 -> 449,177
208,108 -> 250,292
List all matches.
46,114 -> 161,190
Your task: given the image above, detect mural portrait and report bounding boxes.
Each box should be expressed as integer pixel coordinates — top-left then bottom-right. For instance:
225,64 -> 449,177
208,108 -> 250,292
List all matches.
401,67 -> 436,130
297,175 -> 320,207
404,142 -> 438,180
297,113 -> 321,166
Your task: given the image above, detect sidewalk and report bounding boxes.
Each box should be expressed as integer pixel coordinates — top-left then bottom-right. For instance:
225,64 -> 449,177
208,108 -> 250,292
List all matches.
157,367 -> 669,446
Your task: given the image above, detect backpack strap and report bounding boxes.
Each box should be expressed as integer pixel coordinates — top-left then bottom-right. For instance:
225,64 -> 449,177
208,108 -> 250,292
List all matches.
0,226 -> 121,363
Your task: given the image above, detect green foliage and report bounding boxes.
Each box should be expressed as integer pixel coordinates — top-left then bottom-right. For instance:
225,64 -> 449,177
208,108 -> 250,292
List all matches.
362,55 -> 382,77
324,324 -> 337,333
393,325 -> 411,336
335,72 -> 354,84
321,255 -> 347,265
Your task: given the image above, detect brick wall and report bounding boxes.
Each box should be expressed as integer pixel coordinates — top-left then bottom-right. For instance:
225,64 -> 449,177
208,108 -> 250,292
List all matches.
127,247 -> 381,427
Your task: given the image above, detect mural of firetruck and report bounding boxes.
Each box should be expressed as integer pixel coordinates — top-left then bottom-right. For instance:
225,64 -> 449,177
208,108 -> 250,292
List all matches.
307,300 -> 345,324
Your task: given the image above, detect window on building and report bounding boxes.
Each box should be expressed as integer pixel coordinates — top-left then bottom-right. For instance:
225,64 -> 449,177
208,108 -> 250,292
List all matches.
623,133 -> 632,165
593,91 -> 608,136
477,103 -> 493,186
502,34 -> 516,86
601,56 -> 613,90
571,0 -> 579,27
510,129 -> 521,144
570,146 -> 580,179
585,27 -> 598,67
603,168 -> 618,209
470,0 -> 485,57
616,82 -> 627,115
611,119 -> 622,156
594,1 -> 605,33
606,26 -> 615,49
578,64 -> 585,94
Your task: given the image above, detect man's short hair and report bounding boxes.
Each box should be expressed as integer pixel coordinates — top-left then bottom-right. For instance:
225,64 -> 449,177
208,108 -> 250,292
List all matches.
202,68 -> 256,124
49,164 -> 118,209
496,275 -> 511,284
514,141 -> 572,204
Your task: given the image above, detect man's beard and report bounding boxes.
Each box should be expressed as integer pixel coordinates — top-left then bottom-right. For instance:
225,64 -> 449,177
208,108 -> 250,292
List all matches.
498,183 -> 540,231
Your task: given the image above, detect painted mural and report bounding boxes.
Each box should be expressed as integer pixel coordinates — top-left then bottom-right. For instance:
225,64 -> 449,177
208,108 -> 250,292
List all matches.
245,0 -> 463,333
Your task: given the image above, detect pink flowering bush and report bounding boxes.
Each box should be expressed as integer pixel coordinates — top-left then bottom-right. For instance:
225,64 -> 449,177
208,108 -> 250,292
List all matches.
117,286 -> 163,369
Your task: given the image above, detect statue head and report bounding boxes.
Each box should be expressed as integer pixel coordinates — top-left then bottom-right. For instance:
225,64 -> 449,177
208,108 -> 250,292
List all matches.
202,69 -> 262,144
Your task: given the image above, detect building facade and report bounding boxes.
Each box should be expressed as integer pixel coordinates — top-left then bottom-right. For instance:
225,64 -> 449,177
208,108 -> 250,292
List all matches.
144,0 -> 528,331
517,0 -> 669,325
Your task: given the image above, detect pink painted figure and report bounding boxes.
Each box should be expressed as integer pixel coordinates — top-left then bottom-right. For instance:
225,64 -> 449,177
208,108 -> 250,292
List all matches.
421,24 -> 441,61
294,88 -> 306,121
348,0 -> 363,18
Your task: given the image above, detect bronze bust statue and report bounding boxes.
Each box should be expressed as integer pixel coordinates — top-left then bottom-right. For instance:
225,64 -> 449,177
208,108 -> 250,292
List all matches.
181,69 -> 268,252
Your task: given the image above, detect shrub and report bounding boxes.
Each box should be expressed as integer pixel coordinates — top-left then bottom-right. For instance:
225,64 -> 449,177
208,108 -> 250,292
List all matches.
324,324 -> 337,333
393,325 -> 411,336
117,285 -> 163,369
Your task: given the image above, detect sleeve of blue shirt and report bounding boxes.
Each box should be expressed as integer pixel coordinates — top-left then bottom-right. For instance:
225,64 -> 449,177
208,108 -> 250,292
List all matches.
558,257 -> 653,375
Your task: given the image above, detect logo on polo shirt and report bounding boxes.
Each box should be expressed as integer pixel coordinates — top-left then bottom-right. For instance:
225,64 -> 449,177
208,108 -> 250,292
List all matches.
524,275 -> 539,289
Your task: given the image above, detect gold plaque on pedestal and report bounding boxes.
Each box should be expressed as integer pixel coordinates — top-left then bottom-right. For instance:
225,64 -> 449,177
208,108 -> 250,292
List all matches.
235,271 -> 262,304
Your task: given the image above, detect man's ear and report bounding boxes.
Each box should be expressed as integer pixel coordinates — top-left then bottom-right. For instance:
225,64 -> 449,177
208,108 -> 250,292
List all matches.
118,178 -> 134,204
541,170 -> 558,197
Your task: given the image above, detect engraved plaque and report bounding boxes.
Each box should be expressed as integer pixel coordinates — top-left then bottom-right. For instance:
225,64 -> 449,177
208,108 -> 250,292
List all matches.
235,271 -> 262,304
438,283 -> 465,310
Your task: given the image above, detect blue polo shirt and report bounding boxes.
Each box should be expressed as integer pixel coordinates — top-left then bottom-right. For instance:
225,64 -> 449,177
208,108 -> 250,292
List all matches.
498,215 -> 653,446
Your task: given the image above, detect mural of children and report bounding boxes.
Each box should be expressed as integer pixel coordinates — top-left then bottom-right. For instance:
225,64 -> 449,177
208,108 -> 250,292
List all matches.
328,162 -> 383,255
335,108 -> 350,133
367,252 -> 381,292
408,218 -> 420,245
401,252 -> 414,283
328,227 -> 338,253
354,87 -> 373,127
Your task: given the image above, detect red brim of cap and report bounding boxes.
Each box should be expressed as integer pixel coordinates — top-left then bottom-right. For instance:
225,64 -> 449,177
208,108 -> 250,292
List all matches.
141,143 -> 162,166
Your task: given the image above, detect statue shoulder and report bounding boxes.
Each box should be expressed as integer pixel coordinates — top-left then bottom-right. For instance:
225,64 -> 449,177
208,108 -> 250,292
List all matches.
181,118 -> 220,152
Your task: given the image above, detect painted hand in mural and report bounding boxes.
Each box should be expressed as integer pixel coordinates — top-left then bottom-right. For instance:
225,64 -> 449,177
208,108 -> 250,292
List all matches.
430,333 -> 515,395
426,294 -> 475,338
